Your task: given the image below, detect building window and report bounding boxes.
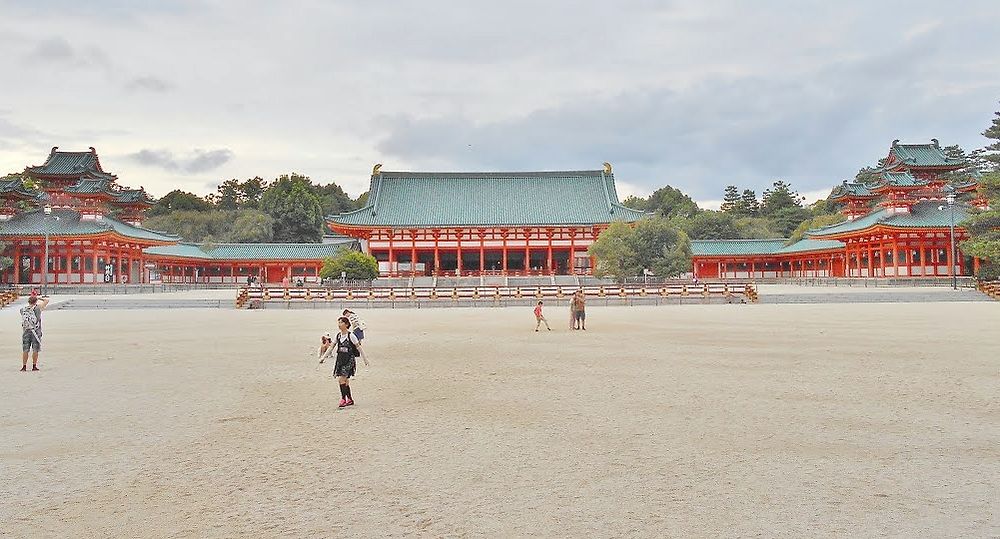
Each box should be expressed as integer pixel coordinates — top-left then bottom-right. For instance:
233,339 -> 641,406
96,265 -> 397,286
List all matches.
85,257 -> 94,271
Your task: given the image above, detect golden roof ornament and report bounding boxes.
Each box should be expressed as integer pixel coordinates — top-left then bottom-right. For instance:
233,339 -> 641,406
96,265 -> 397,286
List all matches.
372,163 -> 382,176
602,162 -> 612,175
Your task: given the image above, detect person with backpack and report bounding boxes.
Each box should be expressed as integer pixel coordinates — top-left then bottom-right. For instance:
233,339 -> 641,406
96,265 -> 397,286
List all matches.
20,295 -> 49,372
319,316 -> 370,408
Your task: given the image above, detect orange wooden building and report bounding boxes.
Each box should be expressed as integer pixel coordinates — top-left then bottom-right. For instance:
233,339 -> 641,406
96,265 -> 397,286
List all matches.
691,140 -> 987,279
327,165 -> 646,277
1,148 -> 358,285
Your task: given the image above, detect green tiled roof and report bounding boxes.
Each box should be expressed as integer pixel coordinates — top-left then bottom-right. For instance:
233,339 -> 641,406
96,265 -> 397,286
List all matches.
329,170 -> 648,227
691,239 -> 788,256
0,177 -> 42,200
874,171 -> 924,187
0,208 -> 178,242
886,141 -> 965,168
56,177 -> 155,206
144,239 -> 359,261
64,178 -> 113,194
776,239 -> 844,254
829,181 -> 874,200
113,189 -> 155,205
26,148 -> 114,178
692,238 -> 846,257
808,201 -> 971,237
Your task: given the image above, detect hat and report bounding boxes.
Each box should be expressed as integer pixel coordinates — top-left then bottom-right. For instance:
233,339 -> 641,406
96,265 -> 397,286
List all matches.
323,332 -> 331,339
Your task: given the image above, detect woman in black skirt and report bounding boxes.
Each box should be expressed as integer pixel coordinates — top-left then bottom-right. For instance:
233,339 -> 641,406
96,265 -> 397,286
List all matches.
320,316 -> 370,407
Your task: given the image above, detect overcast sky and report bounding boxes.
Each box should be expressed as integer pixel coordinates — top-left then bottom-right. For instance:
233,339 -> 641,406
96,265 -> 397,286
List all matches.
1,1 -> 998,209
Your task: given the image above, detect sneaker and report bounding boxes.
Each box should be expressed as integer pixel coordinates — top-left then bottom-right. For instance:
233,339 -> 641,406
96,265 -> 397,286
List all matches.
345,398 -> 354,406
31,365 -> 39,371
20,366 -> 26,372
338,398 -> 348,408
535,329 -> 539,332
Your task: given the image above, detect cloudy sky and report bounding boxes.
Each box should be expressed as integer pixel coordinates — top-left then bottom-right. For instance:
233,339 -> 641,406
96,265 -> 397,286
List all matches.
1,0 -> 998,208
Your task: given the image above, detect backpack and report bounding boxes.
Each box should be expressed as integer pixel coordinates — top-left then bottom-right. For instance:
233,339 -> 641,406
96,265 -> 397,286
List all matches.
338,333 -> 361,358
20,305 -> 40,334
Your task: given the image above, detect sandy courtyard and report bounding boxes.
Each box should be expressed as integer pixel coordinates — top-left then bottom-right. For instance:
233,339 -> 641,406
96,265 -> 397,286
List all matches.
2,301 -> 998,537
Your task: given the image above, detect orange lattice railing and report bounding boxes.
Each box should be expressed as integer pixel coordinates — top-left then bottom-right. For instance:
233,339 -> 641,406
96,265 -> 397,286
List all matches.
235,282 -> 758,308
976,280 -> 1000,300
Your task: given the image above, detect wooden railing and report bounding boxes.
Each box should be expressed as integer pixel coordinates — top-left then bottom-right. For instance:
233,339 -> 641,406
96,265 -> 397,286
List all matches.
236,282 -> 758,308
1,287 -> 19,309
976,280 -> 1000,300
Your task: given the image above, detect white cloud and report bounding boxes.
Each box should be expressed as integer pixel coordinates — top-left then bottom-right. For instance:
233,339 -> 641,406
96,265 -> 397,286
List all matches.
0,1 -> 998,200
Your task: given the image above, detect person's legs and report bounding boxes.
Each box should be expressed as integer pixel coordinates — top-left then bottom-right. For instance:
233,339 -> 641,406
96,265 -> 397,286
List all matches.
580,311 -> 586,330
21,333 -> 29,370
535,317 -> 541,331
337,375 -> 349,407
543,316 -> 550,330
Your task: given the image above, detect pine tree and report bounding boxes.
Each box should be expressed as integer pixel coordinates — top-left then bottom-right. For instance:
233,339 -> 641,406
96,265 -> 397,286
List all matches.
737,189 -> 759,217
975,104 -> 1000,172
761,180 -> 803,216
720,185 -> 740,213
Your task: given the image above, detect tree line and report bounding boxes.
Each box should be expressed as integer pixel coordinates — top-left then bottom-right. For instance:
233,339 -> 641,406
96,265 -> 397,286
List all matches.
144,174 -> 368,244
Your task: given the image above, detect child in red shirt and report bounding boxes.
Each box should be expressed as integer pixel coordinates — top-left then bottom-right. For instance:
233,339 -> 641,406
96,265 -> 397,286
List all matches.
534,300 -> 551,332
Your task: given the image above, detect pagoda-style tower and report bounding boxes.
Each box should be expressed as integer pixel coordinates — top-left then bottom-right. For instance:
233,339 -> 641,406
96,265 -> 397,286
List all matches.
21,147 -> 155,224
0,176 -> 43,220
829,139 -> 976,219
828,180 -> 878,220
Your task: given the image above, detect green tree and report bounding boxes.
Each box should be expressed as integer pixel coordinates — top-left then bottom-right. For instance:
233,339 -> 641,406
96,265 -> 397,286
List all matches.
769,206 -> 813,236
260,174 -> 325,242
229,211 -> 275,242
734,217 -> 783,239
355,191 -> 369,208
621,195 -> 647,211
645,186 -> 699,219
971,103 -> 1000,172
786,213 -> 846,244
630,217 -> 692,277
147,190 -> 213,216
720,185 -> 740,213
313,182 -> 356,216
854,163 -> 886,184
760,180 -> 803,216
320,250 -> 379,281
680,211 -> 740,239
737,189 -> 759,217
210,177 -> 269,210
144,209 -> 274,243
588,221 -> 639,283
960,171 -> 1000,279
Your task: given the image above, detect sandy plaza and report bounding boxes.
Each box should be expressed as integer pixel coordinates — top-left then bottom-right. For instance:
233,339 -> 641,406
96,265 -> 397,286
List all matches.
2,298 -> 998,537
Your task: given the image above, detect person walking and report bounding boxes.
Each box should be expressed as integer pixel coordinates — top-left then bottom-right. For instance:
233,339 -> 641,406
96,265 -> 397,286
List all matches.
571,290 -> 587,331
320,316 -> 370,408
534,300 -> 551,332
20,295 -> 49,371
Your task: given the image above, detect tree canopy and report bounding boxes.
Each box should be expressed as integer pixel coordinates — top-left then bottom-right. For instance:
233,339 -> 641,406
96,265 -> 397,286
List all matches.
960,171 -> 1000,279
144,209 -> 275,243
320,250 -> 379,281
260,174 -> 326,242
588,218 -> 690,282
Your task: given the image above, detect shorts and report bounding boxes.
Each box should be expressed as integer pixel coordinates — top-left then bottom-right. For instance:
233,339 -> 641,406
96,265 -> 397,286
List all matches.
353,328 -> 365,341
334,356 -> 356,378
574,310 -> 586,321
22,331 -> 41,352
